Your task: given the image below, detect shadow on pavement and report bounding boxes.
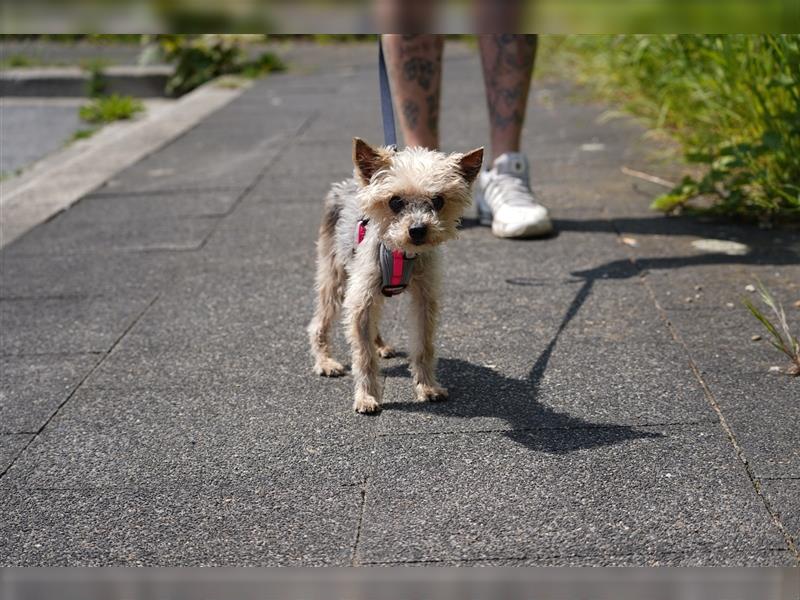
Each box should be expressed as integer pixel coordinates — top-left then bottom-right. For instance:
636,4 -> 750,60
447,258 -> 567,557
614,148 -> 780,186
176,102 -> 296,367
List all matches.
384,356 -> 663,454
383,276 -> 662,454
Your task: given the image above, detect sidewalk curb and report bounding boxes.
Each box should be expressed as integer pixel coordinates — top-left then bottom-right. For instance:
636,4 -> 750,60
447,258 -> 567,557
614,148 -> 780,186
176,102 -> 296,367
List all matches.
0,78 -> 250,249
0,65 -> 173,98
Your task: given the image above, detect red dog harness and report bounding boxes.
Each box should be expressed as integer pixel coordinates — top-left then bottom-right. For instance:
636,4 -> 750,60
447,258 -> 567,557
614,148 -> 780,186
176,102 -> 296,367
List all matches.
356,218 -> 415,297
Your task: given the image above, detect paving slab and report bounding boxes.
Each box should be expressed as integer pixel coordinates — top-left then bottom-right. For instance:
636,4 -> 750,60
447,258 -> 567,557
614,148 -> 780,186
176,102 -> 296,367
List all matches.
0,354 -> 100,433
72,189 -> 244,219
4,213 -> 220,256
2,398 -> 371,490
98,100 -> 311,195
69,347 -> 377,440
0,293 -> 155,355
0,485 -> 362,566
112,260 -> 313,354
356,424 -> 783,564
0,252 -> 187,298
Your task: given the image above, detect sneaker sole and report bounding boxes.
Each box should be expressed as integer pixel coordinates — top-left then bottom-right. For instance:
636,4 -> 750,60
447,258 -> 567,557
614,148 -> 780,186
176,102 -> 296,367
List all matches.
492,219 -> 554,239
475,178 -> 552,236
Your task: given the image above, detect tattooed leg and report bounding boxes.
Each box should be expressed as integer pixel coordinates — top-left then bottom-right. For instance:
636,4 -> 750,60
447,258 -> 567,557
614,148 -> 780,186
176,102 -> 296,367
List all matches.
478,34 -> 537,162
382,34 -> 443,150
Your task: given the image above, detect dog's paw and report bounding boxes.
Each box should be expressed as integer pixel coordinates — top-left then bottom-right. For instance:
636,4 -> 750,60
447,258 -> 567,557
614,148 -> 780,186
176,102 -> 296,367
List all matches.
315,358 -> 346,377
377,343 -> 397,359
353,393 -> 381,414
415,383 -> 448,403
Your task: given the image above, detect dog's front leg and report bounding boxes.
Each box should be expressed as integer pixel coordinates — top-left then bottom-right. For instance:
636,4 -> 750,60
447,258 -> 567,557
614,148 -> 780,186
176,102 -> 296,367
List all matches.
409,255 -> 448,402
345,270 -> 383,413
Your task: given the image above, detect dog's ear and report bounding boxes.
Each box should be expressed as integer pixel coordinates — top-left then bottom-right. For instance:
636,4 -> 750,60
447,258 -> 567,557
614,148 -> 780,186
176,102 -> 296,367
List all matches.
458,147 -> 484,184
353,138 -> 388,185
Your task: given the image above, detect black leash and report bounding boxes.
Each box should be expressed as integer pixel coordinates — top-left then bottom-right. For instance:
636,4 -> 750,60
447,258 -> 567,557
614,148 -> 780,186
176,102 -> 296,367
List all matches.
378,38 -> 398,149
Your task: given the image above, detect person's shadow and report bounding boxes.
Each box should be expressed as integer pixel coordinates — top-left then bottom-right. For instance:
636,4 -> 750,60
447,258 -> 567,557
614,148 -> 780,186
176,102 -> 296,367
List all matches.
382,273 -> 662,454
383,357 -> 662,453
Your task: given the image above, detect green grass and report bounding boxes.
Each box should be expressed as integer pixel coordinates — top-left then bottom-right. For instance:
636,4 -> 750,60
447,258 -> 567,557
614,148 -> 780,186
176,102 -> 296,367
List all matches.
159,36 -> 286,96
69,127 -> 99,142
541,35 -> 800,223
79,95 -> 144,124
743,281 -> 800,376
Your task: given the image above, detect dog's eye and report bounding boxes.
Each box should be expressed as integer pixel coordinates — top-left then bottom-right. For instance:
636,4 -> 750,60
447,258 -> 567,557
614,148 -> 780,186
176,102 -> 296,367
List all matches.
431,195 -> 445,211
389,196 -> 405,213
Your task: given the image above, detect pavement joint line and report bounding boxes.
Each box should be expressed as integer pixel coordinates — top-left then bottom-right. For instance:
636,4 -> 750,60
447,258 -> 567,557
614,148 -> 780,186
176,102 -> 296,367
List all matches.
359,545 -> 792,566
1,246 -> 205,259
5,242 -> 212,257
0,293 -> 98,301
0,293 -> 160,482
372,420 -> 718,439
607,217 -> 800,561
0,79 -> 248,249
0,480 -> 365,493
350,479 -> 369,567
86,186 -> 245,199
1,351 -> 106,358
193,111 -> 320,253
362,555 -> 528,566
761,476 -> 800,481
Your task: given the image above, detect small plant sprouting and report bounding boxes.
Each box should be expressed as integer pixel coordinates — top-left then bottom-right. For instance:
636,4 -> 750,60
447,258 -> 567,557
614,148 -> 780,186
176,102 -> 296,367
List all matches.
743,281 -> 800,376
79,94 -> 144,124
81,58 -> 109,98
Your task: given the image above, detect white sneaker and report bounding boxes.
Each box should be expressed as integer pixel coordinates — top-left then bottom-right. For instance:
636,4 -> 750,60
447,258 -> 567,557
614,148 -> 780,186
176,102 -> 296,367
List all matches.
475,152 -> 553,238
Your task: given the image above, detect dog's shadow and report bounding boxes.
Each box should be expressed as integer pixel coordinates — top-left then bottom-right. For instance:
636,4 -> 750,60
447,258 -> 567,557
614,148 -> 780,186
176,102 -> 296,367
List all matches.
382,358 -> 661,454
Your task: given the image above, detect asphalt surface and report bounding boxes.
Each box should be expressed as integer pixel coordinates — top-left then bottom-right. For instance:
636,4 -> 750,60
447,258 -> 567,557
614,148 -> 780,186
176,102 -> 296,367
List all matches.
0,99 -> 84,175
1,43 -> 798,566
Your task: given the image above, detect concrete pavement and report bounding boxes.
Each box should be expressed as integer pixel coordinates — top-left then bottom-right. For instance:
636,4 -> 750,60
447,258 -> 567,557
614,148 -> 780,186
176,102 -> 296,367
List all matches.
1,42 -> 798,566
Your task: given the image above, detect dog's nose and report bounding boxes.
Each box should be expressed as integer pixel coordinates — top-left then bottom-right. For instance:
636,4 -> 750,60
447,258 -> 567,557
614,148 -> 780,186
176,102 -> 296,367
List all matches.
409,224 -> 428,244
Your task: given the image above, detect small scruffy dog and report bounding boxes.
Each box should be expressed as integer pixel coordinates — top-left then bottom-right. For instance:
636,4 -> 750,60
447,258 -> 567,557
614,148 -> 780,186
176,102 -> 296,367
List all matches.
308,138 -> 483,413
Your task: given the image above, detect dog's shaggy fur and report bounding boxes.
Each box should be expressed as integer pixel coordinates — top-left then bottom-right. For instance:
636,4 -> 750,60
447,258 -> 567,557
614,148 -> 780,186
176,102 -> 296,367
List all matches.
308,138 -> 483,413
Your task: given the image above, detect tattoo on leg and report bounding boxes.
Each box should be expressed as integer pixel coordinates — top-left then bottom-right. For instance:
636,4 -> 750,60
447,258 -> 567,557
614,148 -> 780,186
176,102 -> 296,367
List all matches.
385,35 -> 442,147
483,34 -> 537,131
495,34 -> 537,69
403,99 -> 420,130
402,57 -> 435,91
